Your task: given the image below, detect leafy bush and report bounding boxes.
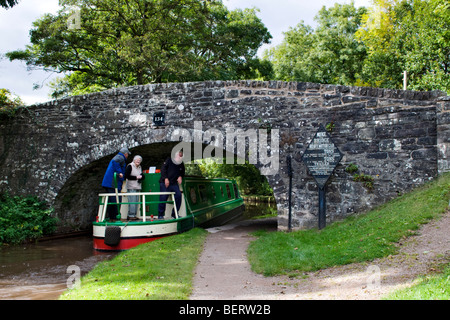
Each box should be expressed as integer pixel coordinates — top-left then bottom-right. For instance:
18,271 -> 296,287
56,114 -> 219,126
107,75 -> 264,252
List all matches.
0,193 -> 57,244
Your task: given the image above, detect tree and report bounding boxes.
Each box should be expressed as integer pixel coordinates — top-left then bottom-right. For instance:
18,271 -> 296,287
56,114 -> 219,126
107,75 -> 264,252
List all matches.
311,3 -> 368,85
265,2 -> 367,85
355,0 -> 399,88
0,88 -> 23,115
6,0 -> 271,98
0,0 -> 19,9
191,159 -> 273,196
402,0 -> 450,92
356,0 -> 449,92
264,22 -> 315,82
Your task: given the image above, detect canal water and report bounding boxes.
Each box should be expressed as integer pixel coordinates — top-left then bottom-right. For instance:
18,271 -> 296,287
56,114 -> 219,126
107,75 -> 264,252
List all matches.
0,202 -> 275,300
0,236 -> 115,300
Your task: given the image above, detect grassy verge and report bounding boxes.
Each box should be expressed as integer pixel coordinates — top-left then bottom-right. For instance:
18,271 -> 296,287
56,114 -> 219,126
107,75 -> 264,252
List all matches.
385,264 -> 450,300
248,173 -> 450,277
60,228 -> 208,300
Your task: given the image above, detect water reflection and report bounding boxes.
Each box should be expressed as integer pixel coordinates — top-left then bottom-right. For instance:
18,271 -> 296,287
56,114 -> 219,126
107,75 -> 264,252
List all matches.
241,201 -> 277,220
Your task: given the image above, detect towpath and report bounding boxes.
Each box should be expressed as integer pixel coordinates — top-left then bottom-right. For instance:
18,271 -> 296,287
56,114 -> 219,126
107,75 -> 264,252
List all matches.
190,212 -> 450,300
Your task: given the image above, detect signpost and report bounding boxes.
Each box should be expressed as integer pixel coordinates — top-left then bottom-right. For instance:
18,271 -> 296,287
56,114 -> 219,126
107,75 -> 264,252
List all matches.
302,124 -> 343,229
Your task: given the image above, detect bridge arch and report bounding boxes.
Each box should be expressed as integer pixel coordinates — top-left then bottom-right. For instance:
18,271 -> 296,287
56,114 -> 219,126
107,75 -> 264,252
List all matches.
52,141 -> 178,231
0,80 -> 448,232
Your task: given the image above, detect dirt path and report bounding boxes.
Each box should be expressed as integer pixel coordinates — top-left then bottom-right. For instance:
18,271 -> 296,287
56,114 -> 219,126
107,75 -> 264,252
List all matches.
190,212 -> 450,300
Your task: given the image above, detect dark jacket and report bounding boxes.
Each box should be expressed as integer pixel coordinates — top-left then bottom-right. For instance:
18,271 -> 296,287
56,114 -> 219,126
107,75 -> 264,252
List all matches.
101,152 -> 127,189
159,157 -> 185,185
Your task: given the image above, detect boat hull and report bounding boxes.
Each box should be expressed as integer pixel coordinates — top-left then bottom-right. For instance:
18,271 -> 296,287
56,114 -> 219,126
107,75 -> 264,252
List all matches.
92,220 -> 180,251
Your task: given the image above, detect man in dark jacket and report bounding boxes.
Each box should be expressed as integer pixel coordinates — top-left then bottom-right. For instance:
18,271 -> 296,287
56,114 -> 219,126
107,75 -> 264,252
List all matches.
158,150 -> 185,219
101,147 -> 130,220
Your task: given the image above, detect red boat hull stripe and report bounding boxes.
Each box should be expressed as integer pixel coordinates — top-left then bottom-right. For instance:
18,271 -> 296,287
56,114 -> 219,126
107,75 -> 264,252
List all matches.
93,234 -> 176,251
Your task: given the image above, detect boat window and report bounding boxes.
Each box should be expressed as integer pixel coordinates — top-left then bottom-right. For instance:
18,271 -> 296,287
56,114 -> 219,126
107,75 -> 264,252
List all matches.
226,184 -> 231,199
211,186 -> 216,199
190,187 -> 197,204
198,185 -> 207,202
220,186 -> 224,197
233,183 -> 239,199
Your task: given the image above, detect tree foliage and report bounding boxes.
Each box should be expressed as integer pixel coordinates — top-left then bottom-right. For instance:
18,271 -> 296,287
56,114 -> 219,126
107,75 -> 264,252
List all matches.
0,88 -> 23,116
187,159 -> 273,196
0,0 -> 19,9
6,0 -> 271,98
267,0 -> 449,94
357,0 -> 449,92
266,3 -> 367,85
5,0 -> 448,98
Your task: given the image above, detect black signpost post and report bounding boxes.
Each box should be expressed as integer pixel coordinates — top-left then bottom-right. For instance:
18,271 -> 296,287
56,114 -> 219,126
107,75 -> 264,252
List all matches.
318,186 -> 326,230
287,154 -> 293,231
302,124 -> 343,229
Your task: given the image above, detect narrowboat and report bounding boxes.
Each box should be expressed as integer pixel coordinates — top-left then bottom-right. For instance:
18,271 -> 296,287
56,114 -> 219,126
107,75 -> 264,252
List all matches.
93,173 -> 245,250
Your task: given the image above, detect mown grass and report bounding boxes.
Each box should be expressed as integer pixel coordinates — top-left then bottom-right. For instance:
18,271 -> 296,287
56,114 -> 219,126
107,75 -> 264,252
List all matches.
385,263 -> 450,300
248,173 -> 450,277
60,228 -> 208,300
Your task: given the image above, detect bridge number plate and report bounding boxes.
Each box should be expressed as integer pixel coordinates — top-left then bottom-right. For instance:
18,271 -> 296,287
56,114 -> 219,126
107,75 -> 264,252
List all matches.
153,111 -> 165,126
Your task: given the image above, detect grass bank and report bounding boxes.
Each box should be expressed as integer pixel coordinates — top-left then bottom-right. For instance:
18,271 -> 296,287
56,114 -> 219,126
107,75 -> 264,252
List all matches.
385,264 -> 450,299
248,173 -> 450,277
60,228 -> 208,300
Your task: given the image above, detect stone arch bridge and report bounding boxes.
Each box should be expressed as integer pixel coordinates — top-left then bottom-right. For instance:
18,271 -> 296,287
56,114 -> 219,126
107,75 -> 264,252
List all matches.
0,81 -> 449,232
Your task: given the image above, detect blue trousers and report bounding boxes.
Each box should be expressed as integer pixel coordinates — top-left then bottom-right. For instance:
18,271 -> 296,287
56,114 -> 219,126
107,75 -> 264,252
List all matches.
128,189 -> 138,217
158,183 -> 182,218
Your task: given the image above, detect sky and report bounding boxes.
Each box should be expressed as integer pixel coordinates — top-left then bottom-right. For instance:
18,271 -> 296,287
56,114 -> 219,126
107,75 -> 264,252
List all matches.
0,0 -> 371,105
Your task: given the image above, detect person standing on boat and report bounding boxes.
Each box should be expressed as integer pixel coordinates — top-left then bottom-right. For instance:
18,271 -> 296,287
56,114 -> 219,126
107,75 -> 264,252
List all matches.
158,150 -> 185,219
125,155 -> 145,220
101,147 -> 130,221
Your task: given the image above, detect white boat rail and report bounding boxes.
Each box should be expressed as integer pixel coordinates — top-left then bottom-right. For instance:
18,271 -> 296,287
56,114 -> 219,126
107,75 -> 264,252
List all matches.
98,191 -> 177,222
